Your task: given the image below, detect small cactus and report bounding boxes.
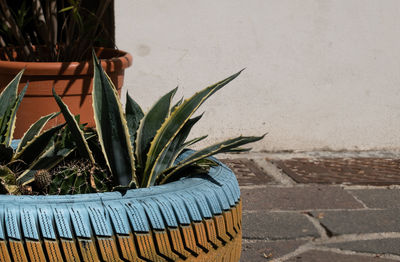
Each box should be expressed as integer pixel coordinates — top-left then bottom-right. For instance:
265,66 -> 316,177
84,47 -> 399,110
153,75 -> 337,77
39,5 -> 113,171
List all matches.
34,170 -> 52,190
49,160 -> 110,195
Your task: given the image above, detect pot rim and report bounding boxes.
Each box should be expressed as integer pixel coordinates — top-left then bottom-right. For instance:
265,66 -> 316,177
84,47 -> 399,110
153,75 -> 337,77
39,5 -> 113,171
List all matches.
0,47 -> 132,76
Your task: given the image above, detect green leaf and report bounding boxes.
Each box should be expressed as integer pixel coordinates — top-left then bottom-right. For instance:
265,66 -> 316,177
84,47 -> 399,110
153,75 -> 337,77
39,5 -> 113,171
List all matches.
224,147 -> 252,153
170,96 -> 183,115
0,69 -> 24,117
16,142 -> 75,186
13,124 -> 65,165
144,114 -> 203,186
180,135 -> 208,150
125,92 -> 144,147
142,70 -> 244,187
92,52 -> 136,187
0,106 -> 14,144
53,87 -> 95,163
171,135 -> 208,164
135,87 -> 177,173
17,112 -> 60,153
181,134 -> 265,164
4,84 -> 28,146
157,134 -> 265,185
0,70 -> 26,145
58,6 -> 74,13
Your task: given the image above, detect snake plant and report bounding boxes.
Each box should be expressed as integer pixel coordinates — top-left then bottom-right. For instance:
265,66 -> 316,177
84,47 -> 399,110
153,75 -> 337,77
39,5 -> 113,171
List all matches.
0,71 -> 74,193
48,52 -> 265,190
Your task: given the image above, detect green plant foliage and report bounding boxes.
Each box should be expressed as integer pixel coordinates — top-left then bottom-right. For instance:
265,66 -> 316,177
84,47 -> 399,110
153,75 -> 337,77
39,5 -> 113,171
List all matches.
91,53 -> 136,187
1,55 -> 264,195
125,92 -> 144,148
34,170 -> 52,190
0,165 -> 18,194
57,53 -> 265,190
0,70 -> 74,193
0,0 -> 113,62
52,87 -> 95,163
16,112 -> 60,152
48,160 -> 110,195
0,70 -> 25,146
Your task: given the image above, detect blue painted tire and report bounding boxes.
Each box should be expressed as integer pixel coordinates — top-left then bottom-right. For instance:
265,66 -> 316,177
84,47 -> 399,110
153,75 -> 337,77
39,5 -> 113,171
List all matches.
0,154 -> 242,261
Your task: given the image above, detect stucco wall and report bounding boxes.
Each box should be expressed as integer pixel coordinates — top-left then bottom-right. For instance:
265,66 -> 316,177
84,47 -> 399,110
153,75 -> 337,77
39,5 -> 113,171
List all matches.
115,0 -> 400,151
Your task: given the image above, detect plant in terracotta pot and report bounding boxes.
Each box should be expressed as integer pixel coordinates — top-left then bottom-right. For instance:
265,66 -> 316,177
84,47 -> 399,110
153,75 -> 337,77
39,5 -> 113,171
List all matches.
0,0 -> 132,137
0,53 -> 264,261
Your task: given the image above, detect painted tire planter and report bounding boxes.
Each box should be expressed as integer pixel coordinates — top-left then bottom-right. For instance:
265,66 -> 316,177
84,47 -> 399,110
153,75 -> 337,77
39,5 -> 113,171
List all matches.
0,156 -> 242,261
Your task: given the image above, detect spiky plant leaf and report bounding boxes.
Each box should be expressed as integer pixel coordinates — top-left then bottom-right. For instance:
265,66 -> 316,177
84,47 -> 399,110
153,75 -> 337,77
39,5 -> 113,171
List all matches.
170,96 -> 183,115
126,92 -> 144,147
92,52 -> 136,187
0,69 -> 24,117
224,147 -> 252,153
135,87 -> 177,172
17,112 -> 60,153
16,142 -> 75,186
180,135 -> 208,150
157,134 -> 265,185
13,124 -> 65,164
164,115 -> 204,163
3,84 -> 28,146
179,134 -> 265,164
53,87 -> 95,163
0,70 -> 25,145
169,135 -> 208,165
0,115 -> 10,144
141,70 -> 244,187
144,114 -> 203,186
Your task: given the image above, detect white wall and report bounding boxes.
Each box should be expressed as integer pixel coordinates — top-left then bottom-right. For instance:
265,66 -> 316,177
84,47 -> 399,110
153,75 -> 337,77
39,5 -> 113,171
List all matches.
115,0 -> 400,151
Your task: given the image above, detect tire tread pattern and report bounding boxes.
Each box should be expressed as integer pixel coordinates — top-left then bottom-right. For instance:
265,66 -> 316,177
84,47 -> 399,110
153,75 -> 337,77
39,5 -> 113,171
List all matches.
0,158 -> 242,261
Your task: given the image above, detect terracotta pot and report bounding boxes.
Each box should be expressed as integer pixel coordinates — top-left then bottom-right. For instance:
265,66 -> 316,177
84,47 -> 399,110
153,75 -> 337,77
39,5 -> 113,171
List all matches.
0,47 -> 132,138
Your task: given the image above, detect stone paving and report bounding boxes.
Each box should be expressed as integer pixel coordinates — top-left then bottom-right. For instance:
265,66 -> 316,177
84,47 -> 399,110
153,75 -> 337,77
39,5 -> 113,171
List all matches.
222,152 -> 400,261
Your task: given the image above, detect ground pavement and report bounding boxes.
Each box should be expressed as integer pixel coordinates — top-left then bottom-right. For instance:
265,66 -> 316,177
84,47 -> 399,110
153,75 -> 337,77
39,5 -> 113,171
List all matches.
221,151 -> 400,261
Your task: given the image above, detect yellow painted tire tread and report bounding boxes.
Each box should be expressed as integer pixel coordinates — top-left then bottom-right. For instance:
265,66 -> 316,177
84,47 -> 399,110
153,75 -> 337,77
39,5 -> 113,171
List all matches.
0,156 -> 242,261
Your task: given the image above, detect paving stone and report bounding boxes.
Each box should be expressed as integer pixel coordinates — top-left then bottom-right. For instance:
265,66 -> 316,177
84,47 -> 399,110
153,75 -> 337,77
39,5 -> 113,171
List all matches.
221,158 -> 273,186
326,238 -> 400,256
310,209 -> 400,235
241,239 -> 306,262
348,189 -> 400,208
243,211 -> 320,240
241,186 -> 363,211
286,250 -> 397,262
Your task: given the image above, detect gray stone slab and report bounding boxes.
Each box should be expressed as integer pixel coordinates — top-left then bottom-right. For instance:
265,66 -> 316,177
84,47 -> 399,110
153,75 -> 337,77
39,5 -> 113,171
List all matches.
326,238 -> 400,256
241,239 -> 306,261
243,211 -> 320,240
241,186 -> 363,211
310,209 -> 400,235
349,189 -> 400,208
286,250 -> 397,262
